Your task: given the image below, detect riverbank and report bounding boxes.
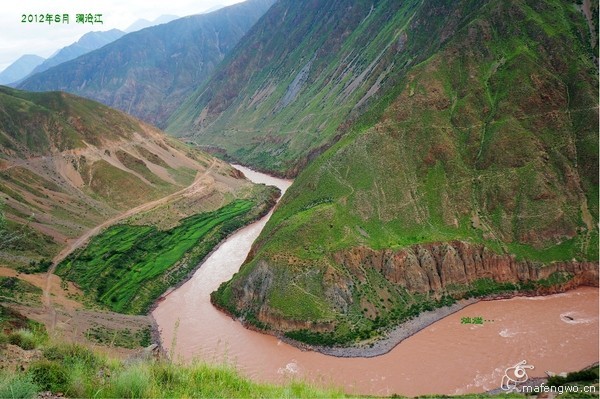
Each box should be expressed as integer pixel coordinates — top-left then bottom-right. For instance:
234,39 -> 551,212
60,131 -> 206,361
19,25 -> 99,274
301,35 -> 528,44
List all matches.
220,278 -> 598,359
148,186 -> 279,313
2,303 -> 595,398
152,164 -> 294,360
280,298 -> 479,358
0,324 -> 346,399
274,277 -> 599,357
148,186 -> 280,356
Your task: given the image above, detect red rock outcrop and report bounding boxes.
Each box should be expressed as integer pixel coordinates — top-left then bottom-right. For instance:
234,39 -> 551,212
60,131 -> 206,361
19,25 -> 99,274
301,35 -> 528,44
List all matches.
333,241 -> 598,296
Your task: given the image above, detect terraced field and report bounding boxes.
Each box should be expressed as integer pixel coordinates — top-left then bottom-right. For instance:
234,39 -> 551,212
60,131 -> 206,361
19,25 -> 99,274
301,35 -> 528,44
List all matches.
56,196 -> 276,314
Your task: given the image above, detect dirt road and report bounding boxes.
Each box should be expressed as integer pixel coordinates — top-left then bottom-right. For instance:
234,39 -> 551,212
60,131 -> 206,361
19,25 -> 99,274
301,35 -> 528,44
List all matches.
51,158 -> 217,266
41,159 -> 217,330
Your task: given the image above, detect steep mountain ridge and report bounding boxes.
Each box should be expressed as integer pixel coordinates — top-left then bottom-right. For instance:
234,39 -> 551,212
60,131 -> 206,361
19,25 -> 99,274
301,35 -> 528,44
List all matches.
18,0 -> 275,128
212,0 -> 599,346
168,0 -> 492,176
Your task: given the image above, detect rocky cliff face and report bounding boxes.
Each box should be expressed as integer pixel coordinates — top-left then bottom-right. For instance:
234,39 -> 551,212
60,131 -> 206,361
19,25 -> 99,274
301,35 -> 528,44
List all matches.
217,241 -> 598,342
332,242 -> 598,296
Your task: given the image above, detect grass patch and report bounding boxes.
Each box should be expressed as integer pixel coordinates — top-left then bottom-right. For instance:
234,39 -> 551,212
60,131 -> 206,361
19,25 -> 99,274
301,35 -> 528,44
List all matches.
0,306 -> 47,351
1,337 -> 347,399
85,325 -> 152,349
8,329 -> 38,350
0,278 -> 42,305
0,374 -> 39,399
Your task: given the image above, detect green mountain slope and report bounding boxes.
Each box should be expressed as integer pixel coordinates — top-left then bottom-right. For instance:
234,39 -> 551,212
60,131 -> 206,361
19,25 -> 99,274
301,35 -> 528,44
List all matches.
18,0 -> 275,128
168,0 -> 473,176
0,86 -> 265,266
212,0 -> 599,346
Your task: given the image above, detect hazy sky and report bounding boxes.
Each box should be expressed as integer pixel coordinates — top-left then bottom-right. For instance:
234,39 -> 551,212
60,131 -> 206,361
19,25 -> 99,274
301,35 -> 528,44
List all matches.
0,0 -> 245,72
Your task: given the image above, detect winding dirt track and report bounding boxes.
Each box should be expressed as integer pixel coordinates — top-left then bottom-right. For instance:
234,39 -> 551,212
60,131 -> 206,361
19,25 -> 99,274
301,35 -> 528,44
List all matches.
43,159 -> 217,328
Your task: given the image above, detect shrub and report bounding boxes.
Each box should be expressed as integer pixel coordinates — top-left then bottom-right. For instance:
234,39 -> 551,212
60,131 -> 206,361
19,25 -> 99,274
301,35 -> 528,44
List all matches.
18,259 -> 52,274
8,330 -> 36,350
27,360 -> 69,392
0,332 -> 8,347
41,345 -> 64,361
43,343 -> 97,368
0,374 -> 40,399
110,365 -> 151,398
547,367 -> 599,387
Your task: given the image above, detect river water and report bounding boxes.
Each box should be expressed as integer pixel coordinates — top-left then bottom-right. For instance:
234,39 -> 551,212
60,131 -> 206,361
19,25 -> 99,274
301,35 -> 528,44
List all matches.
152,166 -> 599,397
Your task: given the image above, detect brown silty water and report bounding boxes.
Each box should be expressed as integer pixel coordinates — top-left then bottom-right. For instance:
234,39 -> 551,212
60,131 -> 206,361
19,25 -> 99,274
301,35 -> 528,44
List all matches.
152,166 -> 599,397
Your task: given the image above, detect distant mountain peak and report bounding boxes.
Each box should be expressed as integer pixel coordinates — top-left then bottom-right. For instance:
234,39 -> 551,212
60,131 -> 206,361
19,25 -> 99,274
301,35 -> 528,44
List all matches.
23,29 -> 126,80
201,4 -> 225,14
0,54 -> 45,85
125,14 -> 180,33
19,0 -> 276,128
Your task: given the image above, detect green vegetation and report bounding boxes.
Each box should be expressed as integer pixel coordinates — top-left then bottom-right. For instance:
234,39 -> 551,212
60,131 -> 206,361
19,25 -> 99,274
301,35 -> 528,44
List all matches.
0,86 -> 141,155
0,199 -> 17,251
17,259 -> 52,274
279,275 -> 574,346
169,0 -> 434,175
81,159 -> 168,210
57,191 -> 276,314
0,356 -> 532,399
0,305 -> 29,334
0,86 -> 241,267
547,366 -> 599,388
30,356 -> 345,399
212,0 -> 598,345
0,305 -> 48,350
0,198 -> 58,265
0,277 -> 42,305
85,325 -> 152,349
546,365 -> 599,398
0,374 -> 39,399
0,335 -> 346,399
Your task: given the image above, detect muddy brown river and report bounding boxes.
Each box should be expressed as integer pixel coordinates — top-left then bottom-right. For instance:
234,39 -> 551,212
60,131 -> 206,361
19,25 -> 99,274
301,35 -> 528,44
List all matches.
152,166 -> 599,397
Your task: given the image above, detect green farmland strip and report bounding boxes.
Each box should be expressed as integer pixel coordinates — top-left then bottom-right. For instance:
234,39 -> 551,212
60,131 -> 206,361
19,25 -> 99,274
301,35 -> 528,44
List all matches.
57,200 -> 257,314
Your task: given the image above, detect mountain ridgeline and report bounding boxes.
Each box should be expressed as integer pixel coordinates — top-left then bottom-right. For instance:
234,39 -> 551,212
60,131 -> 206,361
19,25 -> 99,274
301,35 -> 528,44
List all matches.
0,55 -> 45,85
169,0 -> 510,176
210,0 -> 599,346
27,29 -> 126,78
18,0 -> 275,128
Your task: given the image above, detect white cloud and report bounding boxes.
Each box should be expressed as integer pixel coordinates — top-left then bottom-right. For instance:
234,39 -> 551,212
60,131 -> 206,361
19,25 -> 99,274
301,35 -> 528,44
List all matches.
0,0 -> 245,72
